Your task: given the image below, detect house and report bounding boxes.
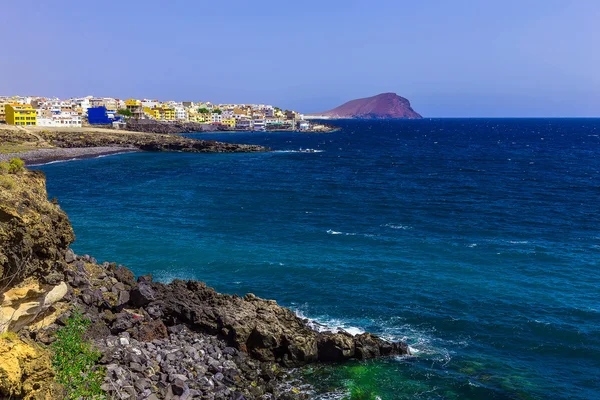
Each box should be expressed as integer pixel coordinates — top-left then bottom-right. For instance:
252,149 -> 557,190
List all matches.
236,118 -> 252,130
174,106 -> 187,121
265,117 -> 282,126
145,107 -> 161,120
5,104 -> 37,126
0,102 -> 8,123
211,113 -> 222,123
222,109 -> 234,119
88,106 -> 120,125
37,110 -> 82,127
222,118 -> 236,128
253,118 -> 265,131
125,99 -> 145,119
162,106 -> 176,121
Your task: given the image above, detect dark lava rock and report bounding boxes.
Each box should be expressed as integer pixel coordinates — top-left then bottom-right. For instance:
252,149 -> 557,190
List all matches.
134,319 -> 168,342
114,266 -> 135,286
171,378 -> 187,395
129,283 -> 156,307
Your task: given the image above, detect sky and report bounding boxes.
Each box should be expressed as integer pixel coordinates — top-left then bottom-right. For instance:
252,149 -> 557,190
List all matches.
1,0 -> 599,117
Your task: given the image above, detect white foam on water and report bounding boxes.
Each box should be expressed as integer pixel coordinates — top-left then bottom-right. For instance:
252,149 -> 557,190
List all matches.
467,243 -> 477,248
30,158 -> 79,166
382,223 -> 412,230
292,308 -> 459,368
294,310 -> 365,336
273,149 -> 324,153
326,229 -> 378,239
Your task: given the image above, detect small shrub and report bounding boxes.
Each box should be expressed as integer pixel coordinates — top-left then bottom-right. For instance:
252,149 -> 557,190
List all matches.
51,309 -> 105,399
0,175 -> 15,189
8,158 -> 25,173
0,161 -> 9,174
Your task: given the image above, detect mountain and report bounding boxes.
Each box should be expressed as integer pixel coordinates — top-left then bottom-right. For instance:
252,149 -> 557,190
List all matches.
309,93 -> 422,119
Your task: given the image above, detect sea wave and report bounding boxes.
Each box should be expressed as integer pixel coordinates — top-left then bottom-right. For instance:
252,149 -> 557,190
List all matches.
292,307 -> 458,366
295,309 -> 366,336
382,223 -> 412,230
29,158 -> 79,166
273,149 -> 324,153
326,229 -> 376,238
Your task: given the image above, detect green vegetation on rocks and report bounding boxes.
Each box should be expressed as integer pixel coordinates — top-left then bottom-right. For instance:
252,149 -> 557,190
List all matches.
0,158 -> 25,175
51,309 -> 105,400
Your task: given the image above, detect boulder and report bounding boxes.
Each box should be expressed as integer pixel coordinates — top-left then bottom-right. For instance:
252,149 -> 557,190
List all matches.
129,283 -> 155,307
317,333 -> 355,361
114,266 -> 135,286
0,280 -> 68,334
134,319 -> 168,342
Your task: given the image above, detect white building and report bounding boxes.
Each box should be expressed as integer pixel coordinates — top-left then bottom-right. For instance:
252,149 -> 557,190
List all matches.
253,118 -> 265,131
141,100 -> 159,109
175,106 -> 188,121
211,113 -> 222,123
236,118 -> 252,130
37,110 -> 82,127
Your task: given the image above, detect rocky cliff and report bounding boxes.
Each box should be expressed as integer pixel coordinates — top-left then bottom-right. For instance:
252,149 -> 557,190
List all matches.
0,168 -> 410,399
310,92 -> 422,119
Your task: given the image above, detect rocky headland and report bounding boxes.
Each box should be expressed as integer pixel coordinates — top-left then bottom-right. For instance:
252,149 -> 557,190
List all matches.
0,167 -> 410,399
0,126 -> 267,165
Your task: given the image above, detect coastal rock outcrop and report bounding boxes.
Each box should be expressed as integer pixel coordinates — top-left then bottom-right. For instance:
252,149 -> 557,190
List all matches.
0,170 -> 74,288
146,280 -> 408,366
0,170 -> 73,334
35,128 -> 267,154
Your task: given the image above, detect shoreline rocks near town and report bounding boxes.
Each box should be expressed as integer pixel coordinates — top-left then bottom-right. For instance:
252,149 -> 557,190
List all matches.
0,169 -> 410,399
0,119 -> 338,165
0,125 -> 268,165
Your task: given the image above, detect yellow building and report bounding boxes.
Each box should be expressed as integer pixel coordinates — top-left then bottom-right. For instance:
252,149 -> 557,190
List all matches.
5,104 -> 37,126
161,107 -> 176,121
125,99 -> 141,109
125,99 -> 144,119
145,107 -> 161,120
187,112 -> 202,123
222,118 -> 236,128
0,103 -> 7,123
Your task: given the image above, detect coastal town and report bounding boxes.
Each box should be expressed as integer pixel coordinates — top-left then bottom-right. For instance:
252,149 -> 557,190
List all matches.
0,95 -> 325,132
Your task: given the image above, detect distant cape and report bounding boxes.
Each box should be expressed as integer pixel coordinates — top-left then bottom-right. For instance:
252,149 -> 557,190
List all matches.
308,93 -> 422,119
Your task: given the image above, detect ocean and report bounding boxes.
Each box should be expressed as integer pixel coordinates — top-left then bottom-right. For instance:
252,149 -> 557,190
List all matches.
37,119 -> 600,399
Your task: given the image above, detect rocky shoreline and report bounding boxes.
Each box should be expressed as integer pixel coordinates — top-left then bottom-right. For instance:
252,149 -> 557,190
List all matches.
0,126 -> 268,165
0,169 -> 409,399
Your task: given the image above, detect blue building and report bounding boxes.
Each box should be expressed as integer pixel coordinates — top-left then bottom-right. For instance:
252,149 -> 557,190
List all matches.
87,106 -> 124,125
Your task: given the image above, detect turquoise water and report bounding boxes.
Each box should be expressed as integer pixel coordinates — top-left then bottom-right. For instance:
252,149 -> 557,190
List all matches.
38,119 -> 600,399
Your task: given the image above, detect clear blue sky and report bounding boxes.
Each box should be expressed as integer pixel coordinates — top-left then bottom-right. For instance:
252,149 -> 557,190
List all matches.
2,0 -> 599,117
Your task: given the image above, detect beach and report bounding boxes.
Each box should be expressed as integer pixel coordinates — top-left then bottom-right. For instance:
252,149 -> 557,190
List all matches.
0,146 -> 138,165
